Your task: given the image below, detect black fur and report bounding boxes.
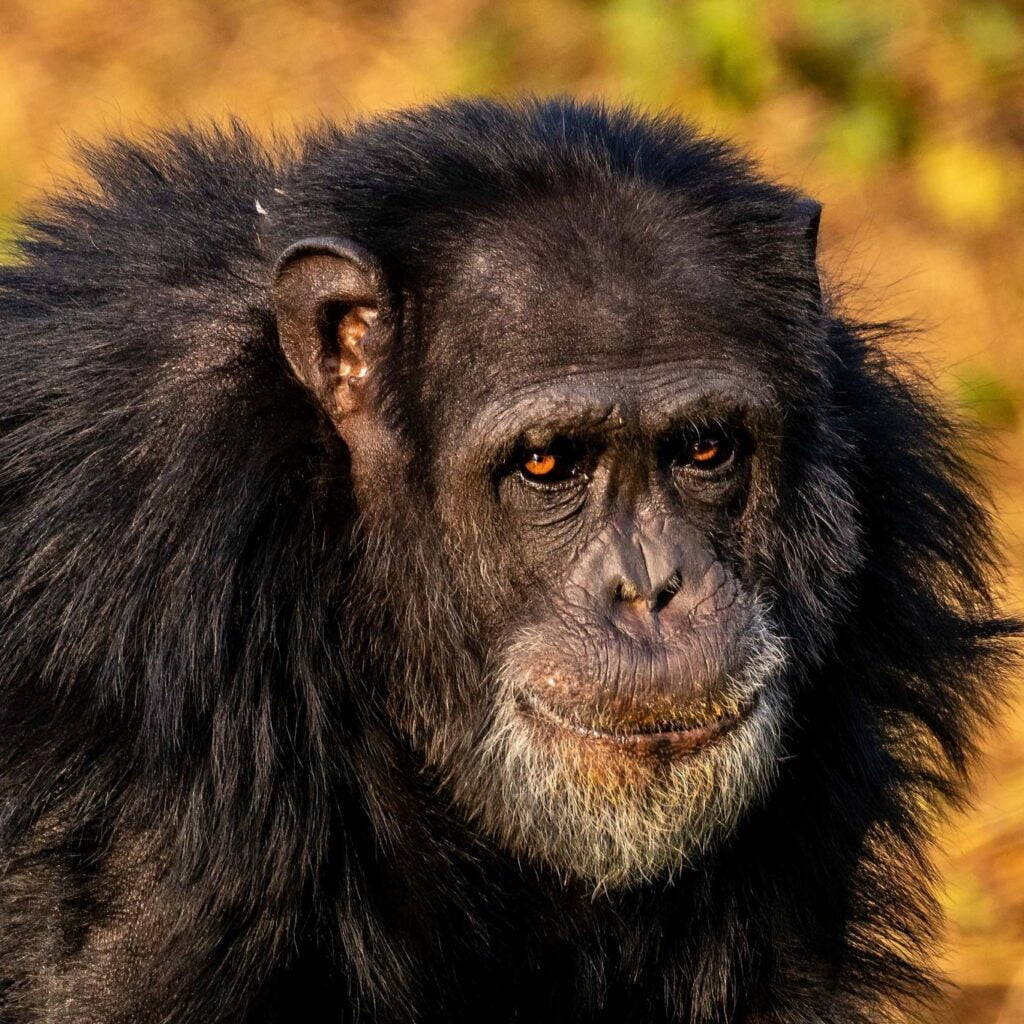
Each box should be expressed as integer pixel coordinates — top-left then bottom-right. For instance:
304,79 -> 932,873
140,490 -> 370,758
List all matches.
0,98 -> 1016,1023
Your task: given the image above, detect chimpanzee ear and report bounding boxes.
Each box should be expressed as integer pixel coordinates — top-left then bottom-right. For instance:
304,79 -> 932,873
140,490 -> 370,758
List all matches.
273,237 -> 385,418
789,196 -> 822,262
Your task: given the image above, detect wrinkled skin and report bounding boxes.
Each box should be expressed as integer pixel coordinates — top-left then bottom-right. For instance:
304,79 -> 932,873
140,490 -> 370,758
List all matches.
275,182 -> 814,887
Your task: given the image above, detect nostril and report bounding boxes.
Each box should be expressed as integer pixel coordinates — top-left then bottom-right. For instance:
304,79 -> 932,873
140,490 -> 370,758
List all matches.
613,577 -> 645,605
612,572 -> 682,612
650,570 -> 683,613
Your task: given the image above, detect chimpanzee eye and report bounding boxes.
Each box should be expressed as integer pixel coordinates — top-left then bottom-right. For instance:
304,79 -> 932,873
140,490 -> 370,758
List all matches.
518,440 -> 585,485
524,452 -> 558,477
674,424 -> 737,473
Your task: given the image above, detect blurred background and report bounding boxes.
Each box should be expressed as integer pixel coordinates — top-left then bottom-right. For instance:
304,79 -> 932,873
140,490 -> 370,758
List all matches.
0,0 -> 1020,1019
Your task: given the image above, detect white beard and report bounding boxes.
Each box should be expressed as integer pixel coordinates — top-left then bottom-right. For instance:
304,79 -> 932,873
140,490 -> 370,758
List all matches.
443,615 -> 789,890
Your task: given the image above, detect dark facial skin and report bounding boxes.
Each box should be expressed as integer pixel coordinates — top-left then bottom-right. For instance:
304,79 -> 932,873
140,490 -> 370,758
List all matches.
428,227 -> 779,740
275,188 -> 792,884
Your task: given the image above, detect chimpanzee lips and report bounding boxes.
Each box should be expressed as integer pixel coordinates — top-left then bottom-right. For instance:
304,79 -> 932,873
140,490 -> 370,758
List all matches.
518,690 -> 758,757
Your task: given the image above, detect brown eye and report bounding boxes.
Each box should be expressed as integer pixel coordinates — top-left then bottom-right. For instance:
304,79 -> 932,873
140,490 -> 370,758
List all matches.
692,437 -> 722,464
517,440 -> 586,485
678,426 -> 736,472
524,452 -> 558,477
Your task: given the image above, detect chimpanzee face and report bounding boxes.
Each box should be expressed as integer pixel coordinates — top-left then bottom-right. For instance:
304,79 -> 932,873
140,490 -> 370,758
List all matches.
274,185 -> 801,887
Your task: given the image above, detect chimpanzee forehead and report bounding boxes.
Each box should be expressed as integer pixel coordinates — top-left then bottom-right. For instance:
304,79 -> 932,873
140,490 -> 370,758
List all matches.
415,190 -> 788,423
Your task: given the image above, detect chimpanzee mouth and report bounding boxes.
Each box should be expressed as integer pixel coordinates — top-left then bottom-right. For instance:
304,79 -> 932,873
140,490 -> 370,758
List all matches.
518,690 -> 759,757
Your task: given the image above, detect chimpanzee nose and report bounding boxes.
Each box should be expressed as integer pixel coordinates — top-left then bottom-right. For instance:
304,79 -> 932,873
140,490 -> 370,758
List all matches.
613,568 -> 683,613
610,535 -> 684,614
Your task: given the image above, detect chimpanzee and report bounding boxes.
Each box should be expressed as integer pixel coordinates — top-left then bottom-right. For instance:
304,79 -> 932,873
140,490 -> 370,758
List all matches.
0,98 -> 1015,1023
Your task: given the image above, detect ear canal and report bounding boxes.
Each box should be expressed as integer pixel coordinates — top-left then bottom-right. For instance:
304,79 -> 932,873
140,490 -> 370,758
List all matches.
273,237 -> 383,417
